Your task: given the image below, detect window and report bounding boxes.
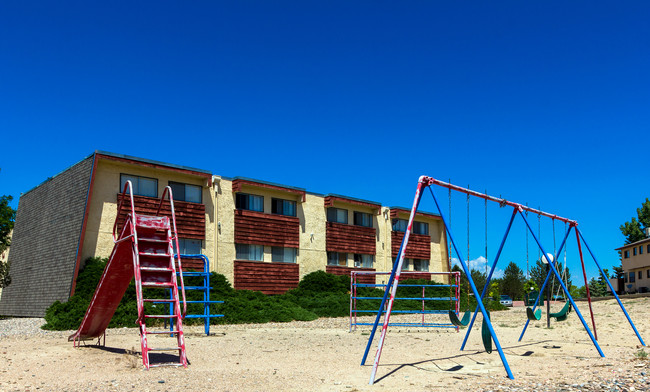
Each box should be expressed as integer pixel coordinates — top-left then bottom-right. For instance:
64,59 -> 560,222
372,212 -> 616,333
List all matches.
392,219 -> 429,235
647,269 -> 650,279
640,271 -> 643,280
394,257 -> 410,271
629,271 -> 636,283
354,254 -> 374,268
272,198 -> 296,217
236,244 -> 263,261
413,222 -> 429,235
648,245 -> 650,253
272,247 -> 297,263
120,174 -> 157,197
634,247 -> 637,256
624,250 -> 630,259
169,181 -> 202,203
327,208 -> 348,224
327,252 -> 347,266
175,238 -> 202,255
392,219 -> 407,232
353,211 -> 373,228
641,246 -> 644,255
236,193 -> 263,212
413,259 -> 429,272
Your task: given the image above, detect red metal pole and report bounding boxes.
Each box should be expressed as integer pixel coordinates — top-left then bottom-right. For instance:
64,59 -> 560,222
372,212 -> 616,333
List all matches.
575,227 -> 598,340
422,177 -> 577,225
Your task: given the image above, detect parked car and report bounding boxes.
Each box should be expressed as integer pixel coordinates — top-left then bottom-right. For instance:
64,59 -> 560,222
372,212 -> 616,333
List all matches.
499,295 -> 513,307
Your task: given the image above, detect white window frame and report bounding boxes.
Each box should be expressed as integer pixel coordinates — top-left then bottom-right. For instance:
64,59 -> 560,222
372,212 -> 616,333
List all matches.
236,244 -> 263,261
327,207 -> 348,224
120,174 -> 158,198
169,181 -> 202,203
272,247 -> 297,263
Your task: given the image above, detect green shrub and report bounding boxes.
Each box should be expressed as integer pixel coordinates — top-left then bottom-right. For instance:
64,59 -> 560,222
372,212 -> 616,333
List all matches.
44,258 -> 499,331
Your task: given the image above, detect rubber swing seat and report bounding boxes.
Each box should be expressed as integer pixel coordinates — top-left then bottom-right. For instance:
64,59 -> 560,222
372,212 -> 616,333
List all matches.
526,307 -> 542,321
448,310 -> 471,327
481,310 -> 492,354
550,301 -> 572,321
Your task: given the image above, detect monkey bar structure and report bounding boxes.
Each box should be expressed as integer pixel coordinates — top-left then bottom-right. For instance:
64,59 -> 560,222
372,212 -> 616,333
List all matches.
361,176 -> 646,384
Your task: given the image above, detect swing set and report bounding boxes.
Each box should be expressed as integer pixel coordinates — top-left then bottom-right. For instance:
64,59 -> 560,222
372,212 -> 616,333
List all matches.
362,176 -> 646,384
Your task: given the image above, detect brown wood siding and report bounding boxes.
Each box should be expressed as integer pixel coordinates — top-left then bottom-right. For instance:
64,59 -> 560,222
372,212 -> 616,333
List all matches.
176,257 -> 205,272
326,222 -> 376,254
401,271 -> 432,281
326,266 -> 376,285
391,232 -> 431,260
234,260 -> 299,294
116,195 -> 205,240
234,209 -> 299,247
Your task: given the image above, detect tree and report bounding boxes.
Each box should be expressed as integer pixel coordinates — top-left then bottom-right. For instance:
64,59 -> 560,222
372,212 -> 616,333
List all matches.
0,195 -> 16,288
620,198 -> 650,244
612,264 -> 624,279
528,258 -> 572,300
500,261 -> 525,301
587,276 -> 609,297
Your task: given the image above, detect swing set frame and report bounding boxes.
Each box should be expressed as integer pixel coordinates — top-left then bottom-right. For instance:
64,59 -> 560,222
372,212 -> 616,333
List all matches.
362,176 -> 646,384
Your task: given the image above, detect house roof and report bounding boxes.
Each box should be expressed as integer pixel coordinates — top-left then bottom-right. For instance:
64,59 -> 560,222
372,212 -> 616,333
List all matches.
615,237 -> 650,251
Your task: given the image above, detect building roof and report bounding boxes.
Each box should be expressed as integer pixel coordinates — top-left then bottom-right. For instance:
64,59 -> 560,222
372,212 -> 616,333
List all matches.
96,150 -> 212,175
389,206 -> 441,219
615,237 -> 650,251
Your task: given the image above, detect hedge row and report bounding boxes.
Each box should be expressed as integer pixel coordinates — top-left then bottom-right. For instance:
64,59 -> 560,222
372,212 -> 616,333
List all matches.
43,257 -> 504,330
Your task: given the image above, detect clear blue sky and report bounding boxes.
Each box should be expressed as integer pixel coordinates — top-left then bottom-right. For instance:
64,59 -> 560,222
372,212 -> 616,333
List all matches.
1,2 -> 649,283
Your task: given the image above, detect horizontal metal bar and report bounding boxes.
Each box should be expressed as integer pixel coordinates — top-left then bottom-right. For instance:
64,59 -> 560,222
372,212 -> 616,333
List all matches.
354,283 -> 457,288
354,309 -> 449,314
184,314 -> 224,318
352,296 -> 456,301
353,322 -> 456,328
422,176 -> 577,225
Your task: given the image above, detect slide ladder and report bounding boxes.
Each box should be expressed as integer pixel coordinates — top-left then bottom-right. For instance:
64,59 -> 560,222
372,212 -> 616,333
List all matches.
69,182 -> 188,369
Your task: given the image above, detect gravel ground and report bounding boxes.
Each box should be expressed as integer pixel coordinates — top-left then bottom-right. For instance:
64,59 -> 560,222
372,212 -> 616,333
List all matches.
1,299 -> 650,391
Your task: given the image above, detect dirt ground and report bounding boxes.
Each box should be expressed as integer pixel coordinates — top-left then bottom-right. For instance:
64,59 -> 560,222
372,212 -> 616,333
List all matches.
2,297 -> 650,391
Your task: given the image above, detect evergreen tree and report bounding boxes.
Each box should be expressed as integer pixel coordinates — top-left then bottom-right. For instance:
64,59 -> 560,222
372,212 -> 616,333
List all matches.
500,261 -> 525,301
620,198 -> 650,244
0,195 -> 16,288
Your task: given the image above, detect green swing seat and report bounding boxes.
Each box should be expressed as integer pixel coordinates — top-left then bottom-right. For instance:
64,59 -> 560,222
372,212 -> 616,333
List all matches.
549,301 -> 572,321
526,307 -> 542,321
449,310 -> 493,354
481,310 -> 492,354
448,310 -> 471,327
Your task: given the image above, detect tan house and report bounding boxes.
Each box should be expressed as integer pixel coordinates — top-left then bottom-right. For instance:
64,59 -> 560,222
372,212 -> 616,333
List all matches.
617,236 -> 650,293
0,151 -> 450,317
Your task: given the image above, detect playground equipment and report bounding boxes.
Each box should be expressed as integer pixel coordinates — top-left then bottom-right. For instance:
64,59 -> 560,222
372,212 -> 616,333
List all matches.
69,181 -> 188,369
349,271 -> 460,331
362,176 -> 646,384
163,254 -> 224,336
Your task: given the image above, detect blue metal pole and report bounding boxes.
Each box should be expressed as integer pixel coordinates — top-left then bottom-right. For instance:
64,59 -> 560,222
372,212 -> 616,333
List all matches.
460,207 -> 518,351
518,224 -> 572,342
203,254 -> 210,336
429,188 -> 514,380
360,181 -> 425,366
518,211 -> 604,357
577,228 -> 646,346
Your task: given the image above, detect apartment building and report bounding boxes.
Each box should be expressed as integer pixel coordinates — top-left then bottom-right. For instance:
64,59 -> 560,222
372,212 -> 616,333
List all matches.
0,151 -> 449,317
617,236 -> 650,293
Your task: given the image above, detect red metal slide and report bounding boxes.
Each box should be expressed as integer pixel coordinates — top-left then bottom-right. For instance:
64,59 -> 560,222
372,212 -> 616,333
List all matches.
69,182 -> 188,369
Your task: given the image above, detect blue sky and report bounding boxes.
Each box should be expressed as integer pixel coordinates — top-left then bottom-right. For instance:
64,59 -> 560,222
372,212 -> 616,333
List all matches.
1,2 -> 649,282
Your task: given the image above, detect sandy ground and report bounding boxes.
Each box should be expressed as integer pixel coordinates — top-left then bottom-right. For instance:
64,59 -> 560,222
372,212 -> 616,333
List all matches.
2,298 -> 650,391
